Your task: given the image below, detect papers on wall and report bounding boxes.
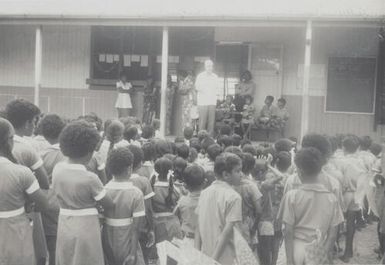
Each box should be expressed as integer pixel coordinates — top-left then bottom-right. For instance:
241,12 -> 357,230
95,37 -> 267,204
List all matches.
156,55 -> 162,63
131,55 -> 140,62
98,54 -> 106,62
106,54 -> 114,63
169,56 -> 180,64
123,55 -> 131,67
140,55 -> 149,67
113,54 -> 120,61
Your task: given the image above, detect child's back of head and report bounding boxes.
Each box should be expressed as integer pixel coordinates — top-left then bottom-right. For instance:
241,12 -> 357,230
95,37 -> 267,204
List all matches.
342,135 -> 360,154
224,146 -> 243,158
231,134 -> 242,147
39,114 -> 66,142
370,143 -> 382,157
173,157 -> 188,182
183,126 -> 194,140
106,119 -> 125,143
242,144 -> 257,156
217,135 -> 233,148
123,125 -> 138,142
127,144 -> 144,171
106,147 -> 134,178
141,125 -> 155,140
207,144 -> 223,162
274,138 -> 294,153
183,164 -> 205,191
275,151 -> 291,172
188,147 -> 198,163
174,136 -> 185,144
189,137 -> 201,153
141,141 -> 156,162
359,136 -> 372,151
176,144 -> 190,160
219,124 -> 232,136
301,133 -> 332,164
295,147 -> 323,181
201,137 -> 216,154
154,139 -> 173,158
242,152 -> 255,175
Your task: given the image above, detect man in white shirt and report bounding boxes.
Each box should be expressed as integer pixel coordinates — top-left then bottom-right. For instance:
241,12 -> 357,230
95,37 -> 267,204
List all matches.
195,60 -> 219,135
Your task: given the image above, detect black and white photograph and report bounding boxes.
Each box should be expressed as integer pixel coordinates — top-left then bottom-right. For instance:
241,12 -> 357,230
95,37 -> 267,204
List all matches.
0,0 -> 384,264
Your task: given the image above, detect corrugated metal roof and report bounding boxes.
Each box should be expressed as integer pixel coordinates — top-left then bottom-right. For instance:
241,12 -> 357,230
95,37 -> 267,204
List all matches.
0,0 -> 384,21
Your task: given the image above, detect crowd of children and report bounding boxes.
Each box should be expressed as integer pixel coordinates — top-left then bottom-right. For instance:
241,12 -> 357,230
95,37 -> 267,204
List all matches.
0,98 -> 384,265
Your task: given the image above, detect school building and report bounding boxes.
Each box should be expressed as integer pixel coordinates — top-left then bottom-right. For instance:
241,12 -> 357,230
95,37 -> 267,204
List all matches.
0,0 -> 384,139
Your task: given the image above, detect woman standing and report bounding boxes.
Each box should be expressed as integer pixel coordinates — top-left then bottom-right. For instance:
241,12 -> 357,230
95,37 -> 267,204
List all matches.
143,76 -> 159,125
178,70 -> 195,128
115,73 -> 133,118
0,118 -> 48,265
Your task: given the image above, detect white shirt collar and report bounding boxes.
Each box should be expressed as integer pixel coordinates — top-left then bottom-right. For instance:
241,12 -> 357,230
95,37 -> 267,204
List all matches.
51,143 -> 60,150
59,162 -> 87,171
105,181 -> 134,190
13,134 -> 29,144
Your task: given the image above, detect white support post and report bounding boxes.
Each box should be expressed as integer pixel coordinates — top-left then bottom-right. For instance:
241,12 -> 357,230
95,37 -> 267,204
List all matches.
159,27 -> 169,138
34,26 -> 42,107
300,20 -> 312,142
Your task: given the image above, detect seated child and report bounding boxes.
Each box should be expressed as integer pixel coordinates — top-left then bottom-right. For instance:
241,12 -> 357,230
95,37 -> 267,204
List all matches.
259,95 -> 278,123
219,95 -> 236,121
241,95 -> 255,138
276,98 -> 289,122
151,157 -> 182,243
103,147 -> 146,265
174,165 -> 206,246
280,147 -> 343,265
195,153 -> 243,265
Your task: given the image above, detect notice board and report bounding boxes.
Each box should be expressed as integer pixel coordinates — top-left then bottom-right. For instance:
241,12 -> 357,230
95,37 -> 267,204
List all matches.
326,57 -> 376,113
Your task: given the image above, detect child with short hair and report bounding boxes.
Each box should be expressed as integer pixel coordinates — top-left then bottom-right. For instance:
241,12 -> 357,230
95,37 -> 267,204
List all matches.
127,144 -> 156,264
174,165 -> 206,245
217,135 -> 233,149
137,142 -> 156,179
5,99 -> 50,265
176,143 -> 190,160
183,126 -> 194,145
280,147 -> 343,265
232,134 -> 242,147
204,144 -> 223,172
38,114 -> 66,265
241,95 -> 255,139
195,153 -> 243,264
103,147 -> 146,265
233,152 -> 262,250
0,118 -> 49,265
53,121 -> 114,265
123,125 -> 141,147
339,135 -> 367,262
151,157 -> 183,243
187,147 -> 198,164
173,157 -> 188,195
140,125 -> 155,145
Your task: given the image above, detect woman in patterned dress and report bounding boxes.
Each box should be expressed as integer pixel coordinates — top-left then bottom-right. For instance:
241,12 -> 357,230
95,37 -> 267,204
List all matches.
178,70 -> 195,128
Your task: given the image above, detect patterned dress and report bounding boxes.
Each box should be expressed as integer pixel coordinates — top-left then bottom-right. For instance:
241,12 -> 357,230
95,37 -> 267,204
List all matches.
178,75 -> 195,127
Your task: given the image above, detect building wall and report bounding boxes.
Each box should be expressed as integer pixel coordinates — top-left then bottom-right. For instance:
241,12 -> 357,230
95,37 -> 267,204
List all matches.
0,25 -> 384,139
215,26 -> 385,140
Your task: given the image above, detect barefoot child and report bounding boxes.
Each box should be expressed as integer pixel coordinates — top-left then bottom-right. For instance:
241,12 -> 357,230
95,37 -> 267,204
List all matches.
195,152 -> 243,265
52,121 -> 114,265
280,147 -> 344,265
103,147 -> 146,265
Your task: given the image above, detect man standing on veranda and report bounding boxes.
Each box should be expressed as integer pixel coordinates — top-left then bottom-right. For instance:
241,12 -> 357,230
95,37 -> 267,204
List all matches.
195,60 -> 219,135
